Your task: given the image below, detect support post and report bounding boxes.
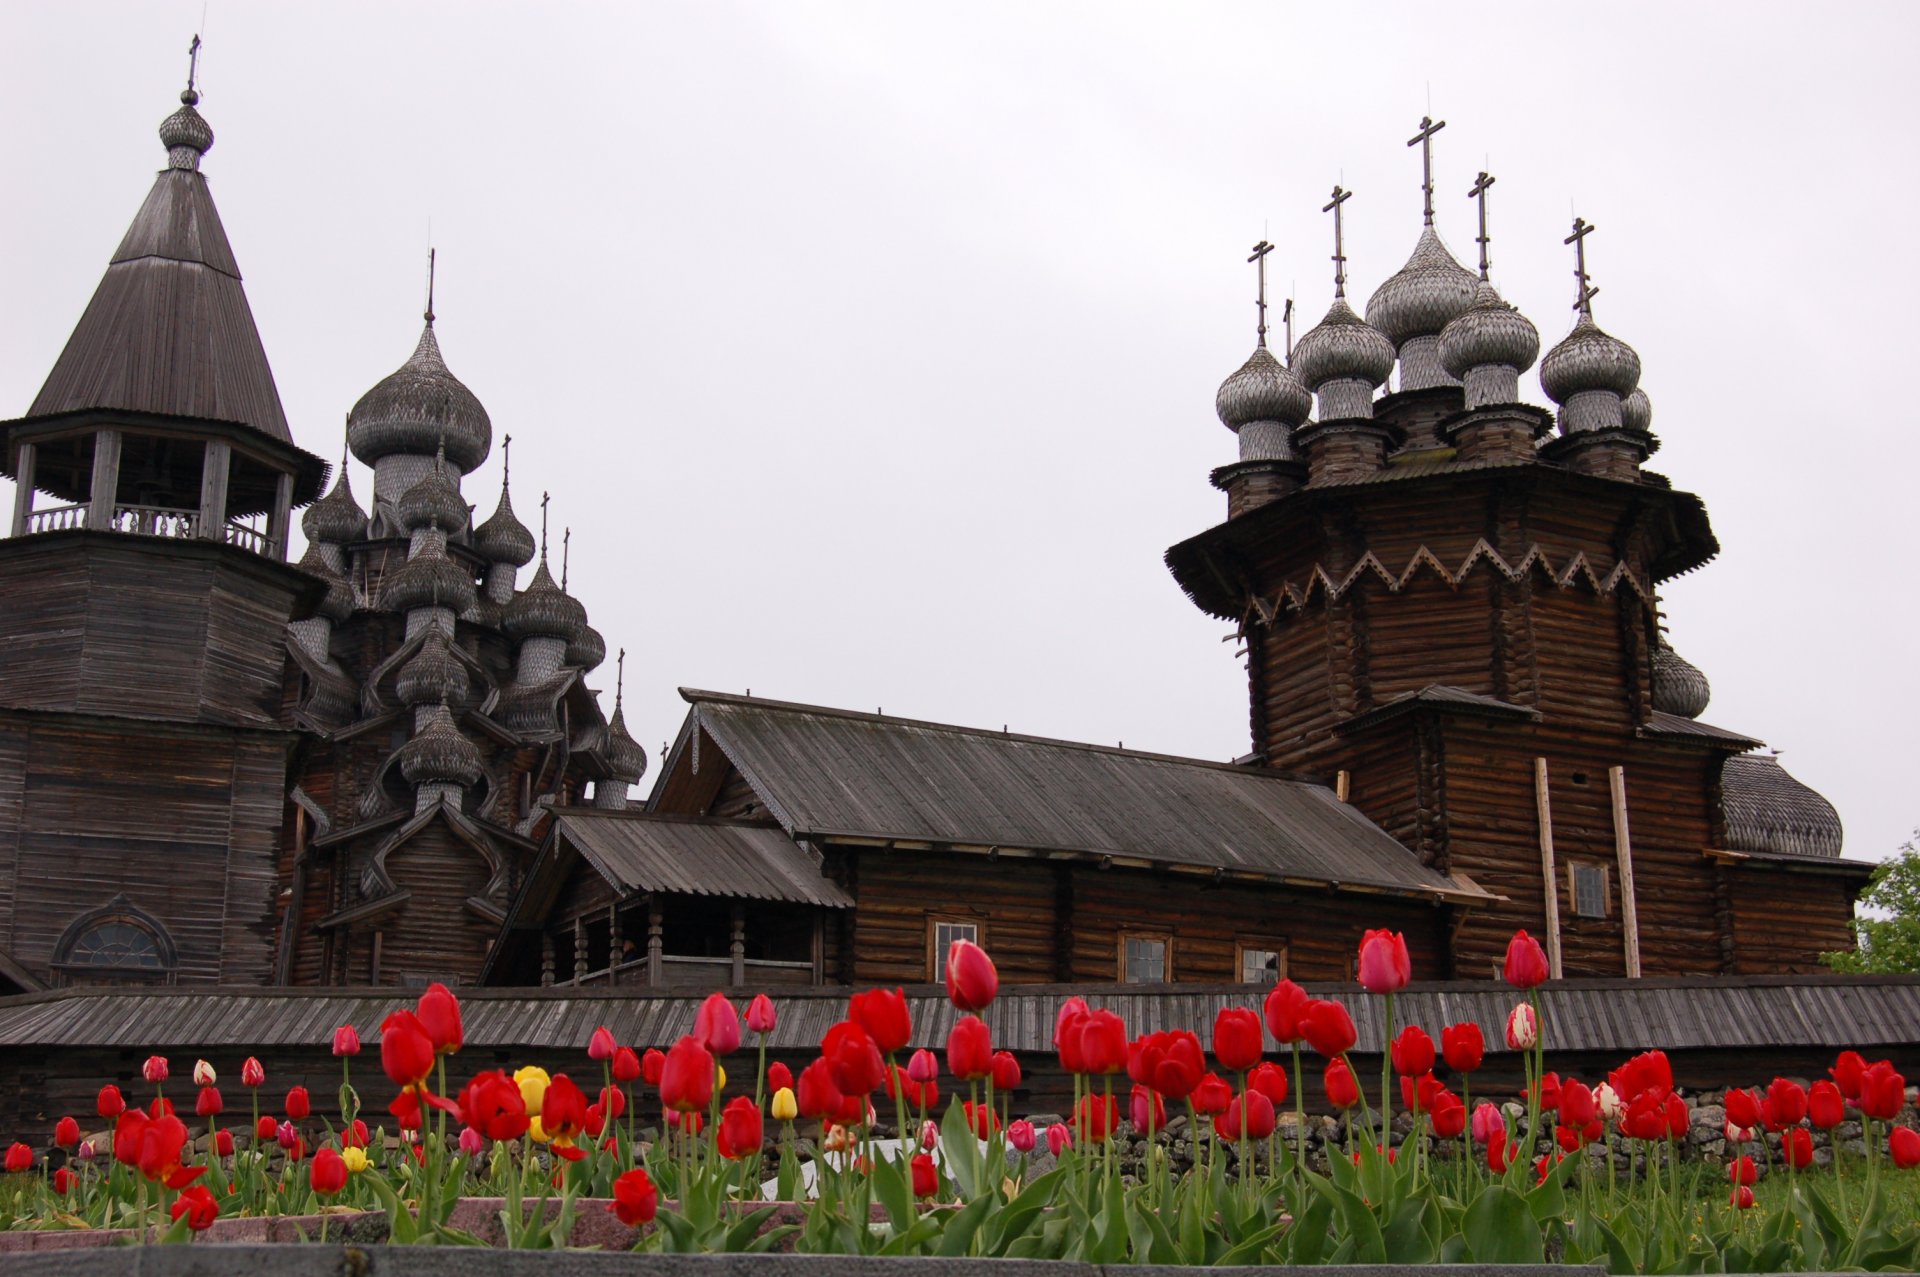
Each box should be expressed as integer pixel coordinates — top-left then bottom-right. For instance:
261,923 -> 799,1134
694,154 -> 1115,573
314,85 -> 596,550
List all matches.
607,900 -> 621,986
10,441 -> 35,537
571,915 -> 586,986
199,439 -> 231,541
268,469 -> 295,560
370,929 -> 384,986
88,429 -> 122,529
1336,769 -> 1351,802
729,902 -> 746,987
1533,757 -> 1563,979
811,913 -> 825,985
1609,765 -> 1643,978
646,896 -> 663,987
540,933 -> 555,987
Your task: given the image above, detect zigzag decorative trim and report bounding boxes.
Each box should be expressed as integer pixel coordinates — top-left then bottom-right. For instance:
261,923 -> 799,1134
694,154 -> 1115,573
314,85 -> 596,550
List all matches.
1243,539 -> 1652,628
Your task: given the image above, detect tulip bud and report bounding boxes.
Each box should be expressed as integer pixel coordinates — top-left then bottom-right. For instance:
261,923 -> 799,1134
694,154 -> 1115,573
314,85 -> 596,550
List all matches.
1505,1003 -> 1538,1051
96,1084 -> 126,1119
257,1115 -> 277,1141
588,1026 -> 617,1061
143,1056 -> 170,1084
770,1086 -> 797,1121
907,1048 -> 939,1084
215,1129 -> 234,1157
1594,1081 -> 1621,1121
1725,1121 -> 1754,1144
746,994 -> 778,1034
332,1026 -> 361,1058
241,1057 -> 266,1088
611,1046 -> 642,1083
920,1119 -> 939,1150
1046,1122 -> 1072,1157
277,1120 -> 299,1149
285,1086 -> 311,1120
1007,1118 -> 1037,1153
196,1086 -> 224,1118
459,1126 -> 485,1157
192,1060 -> 217,1088
76,1138 -> 97,1162
342,1145 -> 369,1173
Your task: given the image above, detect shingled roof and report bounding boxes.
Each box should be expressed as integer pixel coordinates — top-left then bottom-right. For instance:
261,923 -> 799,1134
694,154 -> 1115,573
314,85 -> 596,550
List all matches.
1721,753 -> 1846,859
656,690 -> 1483,903
553,810 -> 853,908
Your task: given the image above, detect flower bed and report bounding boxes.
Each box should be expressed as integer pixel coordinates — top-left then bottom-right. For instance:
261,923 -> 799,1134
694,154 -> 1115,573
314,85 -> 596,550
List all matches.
2,933 -> 1916,1270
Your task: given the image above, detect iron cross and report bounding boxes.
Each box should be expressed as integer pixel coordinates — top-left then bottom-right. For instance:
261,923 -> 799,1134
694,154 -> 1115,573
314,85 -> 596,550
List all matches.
1565,216 -> 1598,313
1282,297 -> 1295,360
539,491 -> 551,557
562,527 -> 572,590
616,648 -> 627,710
425,247 -> 437,325
185,34 -> 202,96
1323,185 -> 1353,298
1247,240 -> 1274,349
1408,115 -> 1447,225
501,434 -> 512,485
1468,171 -> 1496,280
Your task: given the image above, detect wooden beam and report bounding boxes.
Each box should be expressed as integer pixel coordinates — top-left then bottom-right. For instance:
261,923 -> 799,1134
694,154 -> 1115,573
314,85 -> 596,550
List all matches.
1610,765 -> 1643,978
607,901 -> 621,987
1336,769 -> 1351,802
268,470 -> 295,561
1533,756 -> 1563,979
10,441 -> 34,537
199,439 -> 231,541
88,429 -> 122,530
646,896 -> 663,987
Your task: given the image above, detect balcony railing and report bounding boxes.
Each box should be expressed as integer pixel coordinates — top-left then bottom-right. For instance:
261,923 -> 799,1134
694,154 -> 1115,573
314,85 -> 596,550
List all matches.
20,503 -> 279,557
567,955 -> 818,988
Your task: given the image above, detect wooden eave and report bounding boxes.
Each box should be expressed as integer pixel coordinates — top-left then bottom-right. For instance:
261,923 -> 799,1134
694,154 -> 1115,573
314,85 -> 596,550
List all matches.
1,407 -> 328,508
1702,848 -> 1877,879
316,890 -> 411,931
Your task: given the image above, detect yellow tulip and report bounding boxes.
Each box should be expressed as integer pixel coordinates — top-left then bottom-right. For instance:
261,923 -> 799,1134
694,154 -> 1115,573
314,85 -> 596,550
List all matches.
341,1146 -> 369,1174
514,1065 -> 551,1115
771,1086 -> 797,1121
529,1116 -> 551,1145
716,1065 -> 727,1092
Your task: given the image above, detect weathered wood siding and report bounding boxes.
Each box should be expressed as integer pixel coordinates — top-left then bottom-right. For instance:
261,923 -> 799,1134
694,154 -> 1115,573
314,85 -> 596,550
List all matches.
1725,870 -> 1859,974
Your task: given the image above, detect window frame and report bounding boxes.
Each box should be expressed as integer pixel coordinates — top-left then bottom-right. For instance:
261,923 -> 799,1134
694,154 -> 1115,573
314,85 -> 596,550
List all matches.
1234,938 -> 1289,984
1117,930 -> 1173,985
927,916 -> 984,983
1567,860 -> 1612,919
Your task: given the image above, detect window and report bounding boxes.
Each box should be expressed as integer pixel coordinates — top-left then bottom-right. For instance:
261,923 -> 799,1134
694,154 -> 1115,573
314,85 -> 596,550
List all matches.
51,896 -> 177,985
1569,862 -> 1610,919
929,919 -> 980,982
64,920 -> 165,969
1236,942 -> 1287,984
1120,932 -> 1170,984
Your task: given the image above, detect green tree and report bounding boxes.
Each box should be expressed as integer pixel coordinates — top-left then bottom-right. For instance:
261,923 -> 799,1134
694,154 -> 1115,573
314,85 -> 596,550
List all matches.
1825,833 -> 1920,973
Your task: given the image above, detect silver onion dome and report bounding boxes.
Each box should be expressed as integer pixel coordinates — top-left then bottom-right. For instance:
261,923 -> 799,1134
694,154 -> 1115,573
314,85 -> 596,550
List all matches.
296,543 -> 356,622
1438,280 -> 1540,379
1364,225 -> 1480,347
473,485 -> 537,567
604,704 -> 649,783
1539,312 -> 1641,404
568,622 -> 607,673
397,703 -> 484,787
503,560 -> 588,644
1621,387 -> 1653,433
347,325 -> 493,473
1215,347 -> 1312,431
159,90 -> 213,169
302,466 -> 369,545
1651,639 -> 1711,720
380,536 -> 478,615
1292,297 -> 1395,393
397,627 -> 471,707
396,462 -> 469,536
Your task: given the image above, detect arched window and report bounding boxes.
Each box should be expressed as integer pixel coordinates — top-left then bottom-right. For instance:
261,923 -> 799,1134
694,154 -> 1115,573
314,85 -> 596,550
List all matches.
52,896 -> 177,984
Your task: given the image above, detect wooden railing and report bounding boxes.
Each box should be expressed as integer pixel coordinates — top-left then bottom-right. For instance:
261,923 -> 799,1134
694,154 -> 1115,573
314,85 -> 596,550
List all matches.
19,503 -> 278,557
109,505 -> 199,539
26,503 -> 89,533
223,518 -> 273,555
568,955 -> 818,988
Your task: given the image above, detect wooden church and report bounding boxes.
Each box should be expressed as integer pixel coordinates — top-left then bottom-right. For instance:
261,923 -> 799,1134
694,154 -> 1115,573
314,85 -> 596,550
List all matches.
0,79 -> 1871,1002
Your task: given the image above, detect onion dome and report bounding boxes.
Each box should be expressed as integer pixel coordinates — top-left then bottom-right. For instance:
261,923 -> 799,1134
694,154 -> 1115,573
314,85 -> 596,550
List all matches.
397,628 -> 471,708
1215,347 -> 1312,432
604,705 -> 648,783
1365,226 -> 1480,350
1621,387 -> 1653,433
568,622 -> 607,672
380,536 -> 477,615
302,462 -> 369,545
397,703 -> 484,787
1651,639 -> 1711,719
396,457 -> 469,536
1292,298 -> 1395,395
503,560 -> 587,644
1439,281 -> 1540,379
296,543 -> 356,623
347,324 -> 493,473
1540,312 -> 1641,405
1721,754 -> 1844,859
159,90 -> 214,170
474,483 -> 536,567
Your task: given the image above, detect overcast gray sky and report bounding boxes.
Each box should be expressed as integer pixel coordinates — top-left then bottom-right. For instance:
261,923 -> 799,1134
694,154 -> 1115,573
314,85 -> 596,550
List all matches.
5,2 -> 1916,865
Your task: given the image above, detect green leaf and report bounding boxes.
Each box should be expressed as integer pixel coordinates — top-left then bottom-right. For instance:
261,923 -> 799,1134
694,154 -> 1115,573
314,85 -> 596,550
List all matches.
868,1154 -> 914,1230
1216,1221 -> 1287,1266
935,1194 -> 996,1258
938,1099 -> 985,1200
982,1167 -> 1060,1257
1461,1184 -> 1545,1264
1287,1188 -> 1334,1266
1327,1181 -> 1387,1264
723,1204 -> 781,1253
1382,1194 -> 1439,1264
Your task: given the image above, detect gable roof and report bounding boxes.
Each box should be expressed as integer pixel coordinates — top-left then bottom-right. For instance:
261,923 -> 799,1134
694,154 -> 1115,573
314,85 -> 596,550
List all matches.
656,690 -> 1482,903
556,810 -> 853,908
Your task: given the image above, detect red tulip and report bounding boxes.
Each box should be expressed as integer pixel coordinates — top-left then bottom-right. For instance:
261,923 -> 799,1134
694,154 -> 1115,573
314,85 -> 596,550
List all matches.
911,1152 -> 939,1197
136,1114 -> 204,1188
946,1015 -> 993,1080
717,1095 -> 764,1159
1502,931 -> 1550,989
1471,1101 -> 1506,1146
885,1063 -> 938,1110
148,1097 -> 174,1117
1441,1022 -> 1484,1073
97,1084 -> 126,1119
1431,1089 -> 1467,1139
1192,1071 -> 1233,1115
1301,1000 -> 1357,1058
797,1058 -> 857,1123
380,1009 -> 437,1089
1560,1080 -> 1597,1127
1890,1126 -> 1920,1169
659,1036 -> 717,1113
1808,1080 -> 1845,1130
694,992 -> 743,1055
1728,1154 -> 1757,1186
416,982 -> 463,1054
196,1087 -> 223,1118
1391,1025 -> 1434,1077
1323,1058 -> 1360,1110
1249,1061 -> 1290,1106
767,1060 -> 794,1093
945,939 -> 999,1012
1008,1119 -> 1037,1152
1217,1089 -> 1276,1141
1488,1137 -> 1519,1173
331,1027 -> 360,1058
746,994 -> 778,1034
311,1146 -> 348,1195
1611,1050 -> 1672,1104
215,1128 -> 235,1157
1859,1062 -> 1906,1121
1401,1071 -> 1446,1115
1213,1007 -> 1264,1072
1729,1185 -> 1755,1210
285,1086 -> 311,1120
1263,979 -> 1309,1046
990,1050 -> 1022,1092
242,1056 -> 266,1087
257,1114 -> 277,1140
3,1142 -> 29,1173
1725,1087 -> 1763,1129
344,1119 -> 370,1148
458,1070 -> 531,1142
1130,1084 -> 1167,1132
170,1184 -> 219,1231
847,988 -> 911,1055
53,1166 -> 78,1194
961,1098 -> 1001,1139
641,1048 -> 665,1086
588,1026 -> 617,1062
1763,1077 -> 1808,1131
1356,929 -> 1410,994
1072,1009 -> 1129,1075
1073,1093 -> 1119,1142
54,1116 -> 80,1148
142,1056 -> 170,1084
822,1020 -> 887,1095
1782,1127 -> 1814,1169
1047,1123 -> 1072,1157
1127,1030 -> 1205,1100
1054,997 -> 1091,1050
612,1047 -> 641,1083
611,1168 -> 658,1224
1830,1050 -> 1867,1103
542,1074 -> 590,1160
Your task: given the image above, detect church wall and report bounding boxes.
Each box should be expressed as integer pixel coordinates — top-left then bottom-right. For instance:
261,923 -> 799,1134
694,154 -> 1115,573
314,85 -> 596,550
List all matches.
0,543 -> 88,710
1724,869 -> 1859,974
0,720 -> 24,959
339,824 -> 496,986
219,738 -> 293,982
845,850 -> 1058,986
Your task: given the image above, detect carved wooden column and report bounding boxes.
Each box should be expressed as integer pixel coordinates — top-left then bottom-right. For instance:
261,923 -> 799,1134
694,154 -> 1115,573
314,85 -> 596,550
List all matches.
646,896 -> 663,986
607,901 -> 621,987
10,441 -> 35,536
540,933 -> 555,987
89,429 -> 122,530
729,903 -> 746,987
571,915 -> 586,986
198,439 -> 231,541
267,470 -> 295,560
